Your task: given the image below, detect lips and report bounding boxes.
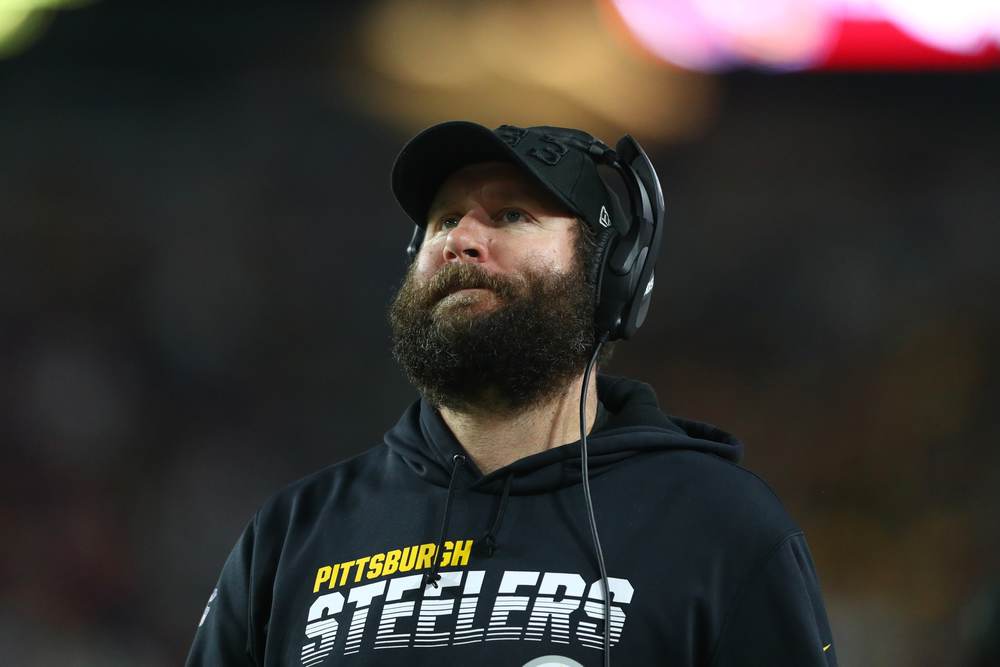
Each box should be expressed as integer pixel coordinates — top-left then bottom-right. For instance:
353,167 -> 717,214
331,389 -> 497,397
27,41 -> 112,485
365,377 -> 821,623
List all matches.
446,287 -> 491,297
422,265 -> 520,309
428,277 -> 497,303
435,287 -> 496,308
433,285 -> 487,303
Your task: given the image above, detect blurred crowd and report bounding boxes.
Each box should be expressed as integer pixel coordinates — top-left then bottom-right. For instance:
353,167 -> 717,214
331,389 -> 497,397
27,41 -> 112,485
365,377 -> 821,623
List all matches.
1,4 -> 999,666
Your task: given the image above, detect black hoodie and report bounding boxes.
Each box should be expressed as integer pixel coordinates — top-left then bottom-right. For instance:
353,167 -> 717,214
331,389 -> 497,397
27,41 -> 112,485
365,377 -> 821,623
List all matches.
187,376 -> 837,666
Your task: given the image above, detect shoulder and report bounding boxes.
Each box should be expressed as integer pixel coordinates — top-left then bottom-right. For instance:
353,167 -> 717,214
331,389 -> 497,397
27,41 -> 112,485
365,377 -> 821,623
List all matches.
622,448 -> 802,549
254,443 -> 391,529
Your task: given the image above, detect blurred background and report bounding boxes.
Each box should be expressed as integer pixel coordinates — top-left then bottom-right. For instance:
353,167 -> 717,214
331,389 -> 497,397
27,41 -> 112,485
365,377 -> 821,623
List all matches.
1,0 -> 998,664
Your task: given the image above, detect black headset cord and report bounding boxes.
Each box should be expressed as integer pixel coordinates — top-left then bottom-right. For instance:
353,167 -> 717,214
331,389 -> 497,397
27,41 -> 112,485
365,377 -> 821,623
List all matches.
580,331 -> 612,667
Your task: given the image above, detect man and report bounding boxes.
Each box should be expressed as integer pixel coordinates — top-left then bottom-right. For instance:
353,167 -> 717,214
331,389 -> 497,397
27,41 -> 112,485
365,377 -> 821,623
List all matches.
187,122 -> 837,666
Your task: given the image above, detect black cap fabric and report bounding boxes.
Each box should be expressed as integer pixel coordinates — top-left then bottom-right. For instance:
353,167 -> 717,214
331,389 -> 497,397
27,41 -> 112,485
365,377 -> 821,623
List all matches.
391,121 -> 627,235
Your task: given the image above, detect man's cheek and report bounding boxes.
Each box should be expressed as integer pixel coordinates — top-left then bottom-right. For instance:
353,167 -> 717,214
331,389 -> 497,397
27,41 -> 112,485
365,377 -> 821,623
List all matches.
415,239 -> 446,277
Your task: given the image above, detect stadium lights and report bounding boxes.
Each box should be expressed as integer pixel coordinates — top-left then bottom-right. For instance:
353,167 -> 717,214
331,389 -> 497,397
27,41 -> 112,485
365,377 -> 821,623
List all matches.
608,0 -> 1000,70
0,0 -> 94,59
347,0 -> 717,142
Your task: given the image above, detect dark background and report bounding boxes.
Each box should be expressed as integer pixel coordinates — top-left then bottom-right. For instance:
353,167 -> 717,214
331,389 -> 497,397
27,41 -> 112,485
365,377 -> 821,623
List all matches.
1,1 -> 998,665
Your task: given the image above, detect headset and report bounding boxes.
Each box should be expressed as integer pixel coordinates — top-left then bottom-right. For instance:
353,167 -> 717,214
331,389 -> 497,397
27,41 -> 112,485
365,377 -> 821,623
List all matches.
405,133 -> 665,343
583,134 -> 665,342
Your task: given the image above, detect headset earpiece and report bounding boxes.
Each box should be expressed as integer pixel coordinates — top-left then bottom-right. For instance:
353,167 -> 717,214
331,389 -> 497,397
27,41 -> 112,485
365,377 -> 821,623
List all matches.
592,135 -> 664,341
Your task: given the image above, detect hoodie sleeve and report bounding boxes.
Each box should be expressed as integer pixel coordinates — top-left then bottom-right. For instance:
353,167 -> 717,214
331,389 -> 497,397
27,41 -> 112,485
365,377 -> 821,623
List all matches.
710,532 -> 837,667
186,516 -> 259,667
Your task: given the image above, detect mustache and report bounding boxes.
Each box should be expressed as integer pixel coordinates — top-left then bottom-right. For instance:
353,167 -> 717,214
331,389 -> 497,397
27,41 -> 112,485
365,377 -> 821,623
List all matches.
421,264 -> 521,306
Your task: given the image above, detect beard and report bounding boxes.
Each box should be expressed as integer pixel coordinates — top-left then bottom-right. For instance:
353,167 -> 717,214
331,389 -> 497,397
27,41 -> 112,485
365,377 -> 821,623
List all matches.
388,259 -> 596,415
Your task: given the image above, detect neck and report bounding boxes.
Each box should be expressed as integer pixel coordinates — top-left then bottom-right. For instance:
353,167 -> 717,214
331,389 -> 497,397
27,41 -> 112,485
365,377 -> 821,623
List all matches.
438,372 -> 599,475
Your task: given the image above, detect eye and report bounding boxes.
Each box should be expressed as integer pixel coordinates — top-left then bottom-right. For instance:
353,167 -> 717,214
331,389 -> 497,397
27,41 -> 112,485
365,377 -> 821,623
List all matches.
439,216 -> 460,230
500,209 -> 526,224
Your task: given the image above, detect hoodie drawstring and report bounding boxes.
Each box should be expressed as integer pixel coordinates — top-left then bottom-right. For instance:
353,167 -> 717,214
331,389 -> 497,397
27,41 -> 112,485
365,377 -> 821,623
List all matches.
424,453 -> 466,588
481,472 -> 513,558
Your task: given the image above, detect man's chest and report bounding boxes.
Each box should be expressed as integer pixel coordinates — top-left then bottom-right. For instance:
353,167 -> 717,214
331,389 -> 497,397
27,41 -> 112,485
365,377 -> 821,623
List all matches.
257,493 -> 720,666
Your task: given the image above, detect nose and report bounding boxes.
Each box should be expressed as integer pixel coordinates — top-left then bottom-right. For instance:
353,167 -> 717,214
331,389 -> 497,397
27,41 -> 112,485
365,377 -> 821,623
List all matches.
443,213 -> 490,264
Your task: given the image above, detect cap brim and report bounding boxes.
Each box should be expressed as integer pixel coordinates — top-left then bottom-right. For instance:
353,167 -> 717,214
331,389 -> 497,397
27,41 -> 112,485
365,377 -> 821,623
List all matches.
390,121 -> 579,228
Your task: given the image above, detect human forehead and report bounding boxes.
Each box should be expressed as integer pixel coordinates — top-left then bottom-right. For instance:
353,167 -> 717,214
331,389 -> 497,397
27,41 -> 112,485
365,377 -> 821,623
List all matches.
427,162 -> 569,219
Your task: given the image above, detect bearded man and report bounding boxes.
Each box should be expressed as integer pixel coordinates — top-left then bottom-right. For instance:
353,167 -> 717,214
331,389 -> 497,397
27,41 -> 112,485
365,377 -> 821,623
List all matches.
187,122 -> 837,667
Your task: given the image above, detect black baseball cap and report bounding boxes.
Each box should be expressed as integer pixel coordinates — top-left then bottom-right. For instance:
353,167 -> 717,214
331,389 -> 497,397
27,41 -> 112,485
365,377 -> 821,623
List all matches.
391,121 -> 628,235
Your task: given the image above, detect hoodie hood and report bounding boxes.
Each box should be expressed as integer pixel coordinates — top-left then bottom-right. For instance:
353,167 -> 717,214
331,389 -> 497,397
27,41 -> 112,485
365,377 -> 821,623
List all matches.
383,374 -> 743,495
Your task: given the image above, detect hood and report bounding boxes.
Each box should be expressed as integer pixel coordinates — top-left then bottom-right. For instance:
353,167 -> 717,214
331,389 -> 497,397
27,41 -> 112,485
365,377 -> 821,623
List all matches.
383,374 -> 744,495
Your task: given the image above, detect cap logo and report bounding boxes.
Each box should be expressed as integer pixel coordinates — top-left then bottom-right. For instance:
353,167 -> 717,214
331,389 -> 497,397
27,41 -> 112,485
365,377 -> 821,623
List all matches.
599,205 -> 611,228
527,133 -> 569,166
496,125 -> 527,147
